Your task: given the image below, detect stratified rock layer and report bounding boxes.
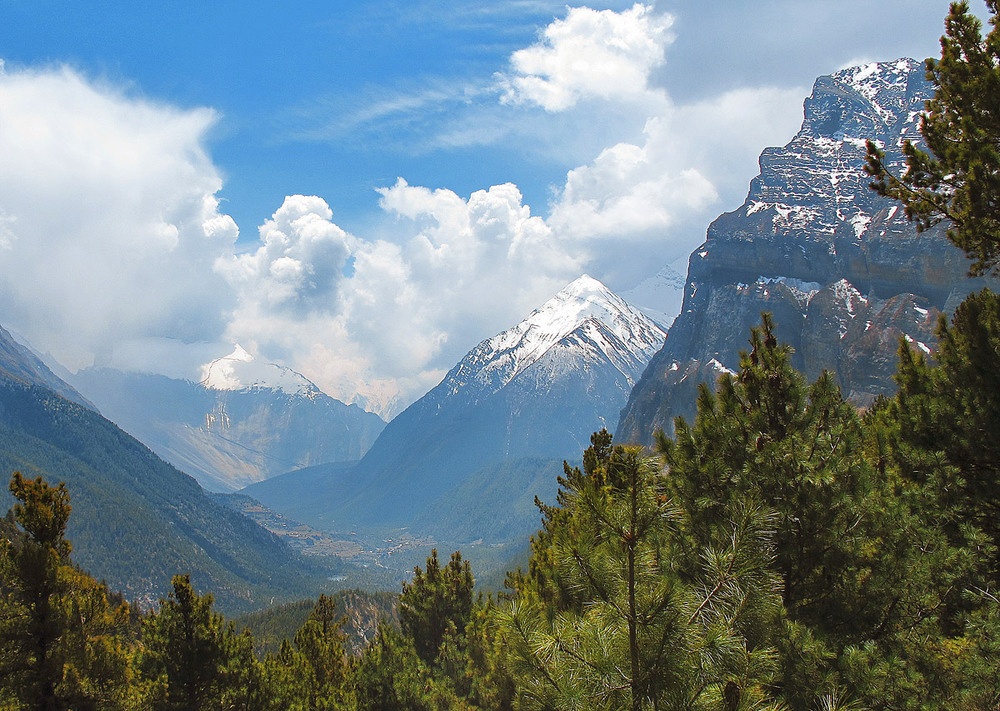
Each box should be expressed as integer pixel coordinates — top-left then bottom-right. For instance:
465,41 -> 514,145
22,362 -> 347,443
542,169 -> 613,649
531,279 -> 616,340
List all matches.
617,59 -> 998,446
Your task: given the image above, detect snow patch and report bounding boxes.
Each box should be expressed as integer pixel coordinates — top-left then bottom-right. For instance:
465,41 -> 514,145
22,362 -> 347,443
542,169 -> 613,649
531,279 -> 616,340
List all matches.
442,274 -> 667,400
200,345 -> 321,397
708,358 -> 735,376
904,334 -> 931,355
850,212 -> 871,238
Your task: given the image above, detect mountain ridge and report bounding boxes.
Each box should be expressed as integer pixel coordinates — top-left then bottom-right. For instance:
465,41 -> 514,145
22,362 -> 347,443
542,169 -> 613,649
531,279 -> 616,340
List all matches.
0,337 -> 342,614
244,275 -> 664,561
68,352 -> 385,492
617,58 -> 999,446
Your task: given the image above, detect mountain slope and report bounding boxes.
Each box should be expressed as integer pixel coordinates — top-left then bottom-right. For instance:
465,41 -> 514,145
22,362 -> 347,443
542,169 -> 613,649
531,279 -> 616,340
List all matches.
69,347 -> 385,492
245,275 -> 665,541
0,334 -> 341,614
617,59 -> 999,446
0,324 -> 93,409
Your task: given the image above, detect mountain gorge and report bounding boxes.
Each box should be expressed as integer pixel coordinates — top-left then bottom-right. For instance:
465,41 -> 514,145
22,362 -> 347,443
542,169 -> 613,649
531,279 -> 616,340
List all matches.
618,58 -> 999,446
69,347 -> 385,492
245,275 -> 665,558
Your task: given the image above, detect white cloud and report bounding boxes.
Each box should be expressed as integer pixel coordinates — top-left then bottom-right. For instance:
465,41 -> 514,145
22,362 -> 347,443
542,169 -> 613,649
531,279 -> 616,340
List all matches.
216,181 -> 580,416
545,85 -> 806,279
216,194 -> 351,317
549,138 -> 718,239
0,6 -> 813,419
499,3 -> 674,111
0,65 -> 237,375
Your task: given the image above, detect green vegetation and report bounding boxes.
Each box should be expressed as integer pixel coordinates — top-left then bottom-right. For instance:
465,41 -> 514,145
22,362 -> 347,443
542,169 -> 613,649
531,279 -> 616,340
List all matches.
0,379 -> 334,615
4,2 -> 1000,709
9,288 -> 1000,708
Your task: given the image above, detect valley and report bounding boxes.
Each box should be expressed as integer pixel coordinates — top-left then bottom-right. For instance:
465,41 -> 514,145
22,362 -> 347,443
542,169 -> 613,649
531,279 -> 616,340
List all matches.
5,0 -> 1000,703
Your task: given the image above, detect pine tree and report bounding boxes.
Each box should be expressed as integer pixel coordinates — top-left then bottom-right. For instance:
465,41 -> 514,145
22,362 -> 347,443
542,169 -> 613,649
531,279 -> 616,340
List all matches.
656,315 -> 889,639
399,549 -> 475,669
866,0 -> 1000,275
139,574 -> 229,711
652,316 -> 957,708
0,472 -> 72,711
0,472 -> 132,711
288,594 -> 351,710
498,442 -> 783,711
892,288 -> 1000,576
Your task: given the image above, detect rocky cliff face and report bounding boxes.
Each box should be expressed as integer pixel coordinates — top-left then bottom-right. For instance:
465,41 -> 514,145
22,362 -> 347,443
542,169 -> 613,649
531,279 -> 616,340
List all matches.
617,59 -> 998,446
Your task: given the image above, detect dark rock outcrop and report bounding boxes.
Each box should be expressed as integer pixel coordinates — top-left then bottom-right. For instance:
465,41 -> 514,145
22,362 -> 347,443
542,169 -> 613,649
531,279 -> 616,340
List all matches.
617,59 -> 997,446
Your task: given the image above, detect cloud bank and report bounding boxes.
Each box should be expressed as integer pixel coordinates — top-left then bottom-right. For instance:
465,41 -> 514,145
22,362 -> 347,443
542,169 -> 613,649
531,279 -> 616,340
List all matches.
499,4 -> 674,111
0,66 -> 237,373
0,4 -> 808,417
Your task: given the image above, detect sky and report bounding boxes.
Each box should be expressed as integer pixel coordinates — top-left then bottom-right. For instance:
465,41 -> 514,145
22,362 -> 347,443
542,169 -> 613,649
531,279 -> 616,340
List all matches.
0,0 -> 985,417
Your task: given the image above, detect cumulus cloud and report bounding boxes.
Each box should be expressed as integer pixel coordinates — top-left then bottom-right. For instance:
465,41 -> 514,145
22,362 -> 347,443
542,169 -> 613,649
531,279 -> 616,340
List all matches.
216,195 -> 351,317
545,85 -> 806,280
499,3 -> 674,111
218,181 -> 580,415
0,5 -> 812,419
0,65 -> 237,374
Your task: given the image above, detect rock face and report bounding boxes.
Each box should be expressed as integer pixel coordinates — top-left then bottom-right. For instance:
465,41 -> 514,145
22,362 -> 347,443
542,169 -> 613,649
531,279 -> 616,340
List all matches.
245,275 -> 665,537
69,348 -> 385,492
617,59 -> 998,446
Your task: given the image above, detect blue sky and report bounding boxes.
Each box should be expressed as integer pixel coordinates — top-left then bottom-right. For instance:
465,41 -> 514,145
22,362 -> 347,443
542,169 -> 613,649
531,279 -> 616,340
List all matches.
0,0 -> 983,414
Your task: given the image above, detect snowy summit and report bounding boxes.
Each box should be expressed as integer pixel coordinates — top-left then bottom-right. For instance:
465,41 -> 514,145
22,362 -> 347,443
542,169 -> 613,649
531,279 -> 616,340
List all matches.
199,344 -> 321,398
441,274 -> 667,402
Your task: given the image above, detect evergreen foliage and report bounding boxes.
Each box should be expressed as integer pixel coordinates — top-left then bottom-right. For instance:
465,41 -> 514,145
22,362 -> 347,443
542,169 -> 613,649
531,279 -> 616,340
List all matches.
138,574 -> 232,710
866,0 -> 1000,275
399,549 -> 474,668
0,472 -> 131,711
0,379 -> 331,616
654,315 -> 924,653
499,437 -> 783,711
4,7 -> 1000,708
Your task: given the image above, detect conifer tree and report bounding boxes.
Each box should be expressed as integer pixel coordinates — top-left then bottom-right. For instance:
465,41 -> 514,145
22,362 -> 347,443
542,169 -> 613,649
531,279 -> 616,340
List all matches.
656,315 -> 891,639
0,472 -> 71,711
892,288 -> 1000,575
139,574 -> 229,710
353,626 -> 438,711
506,429 -> 616,617
0,472 -> 131,711
866,0 -> 1000,275
399,549 -> 474,668
0,472 -> 72,711
277,594 -> 351,710
653,316 -> 951,708
498,442 -> 783,711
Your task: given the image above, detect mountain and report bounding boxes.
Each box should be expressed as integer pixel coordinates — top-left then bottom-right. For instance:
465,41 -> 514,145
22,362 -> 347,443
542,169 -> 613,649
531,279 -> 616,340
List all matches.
0,329 -> 347,615
617,59 -> 999,446
68,346 -> 385,492
0,324 -> 93,409
245,275 -> 665,545
620,265 -> 687,329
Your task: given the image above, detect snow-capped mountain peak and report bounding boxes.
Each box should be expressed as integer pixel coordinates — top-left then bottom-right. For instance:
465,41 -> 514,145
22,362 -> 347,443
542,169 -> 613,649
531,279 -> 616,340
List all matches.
438,275 -> 666,403
199,344 -> 321,397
